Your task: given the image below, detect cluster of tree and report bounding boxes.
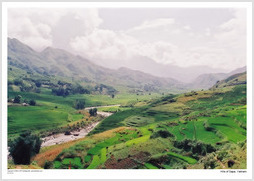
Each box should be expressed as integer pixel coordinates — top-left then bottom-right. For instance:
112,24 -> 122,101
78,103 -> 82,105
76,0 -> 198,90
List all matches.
9,95 -> 36,106
8,78 -> 41,93
143,84 -> 157,92
9,60 -> 31,72
52,83 -> 90,97
9,131 -> 42,164
173,139 -> 216,157
52,87 -> 70,97
13,95 -> 22,103
73,99 -> 85,110
184,91 -> 198,97
150,130 -> 175,139
89,108 -> 97,116
94,84 -> 117,95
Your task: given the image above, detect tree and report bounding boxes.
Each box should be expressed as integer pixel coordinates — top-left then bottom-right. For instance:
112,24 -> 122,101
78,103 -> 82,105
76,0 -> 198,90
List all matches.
14,79 -> 23,86
74,99 -> 85,110
29,99 -> 36,106
89,108 -> 97,116
52,87 -> 69,97
13,95 -> 22,103
35,81 -> 42,87
9,131 -> 42,165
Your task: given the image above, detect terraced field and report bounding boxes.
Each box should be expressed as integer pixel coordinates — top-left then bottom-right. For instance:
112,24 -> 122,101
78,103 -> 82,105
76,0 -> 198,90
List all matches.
8,72 -> 247,170
29,81 -> 246,170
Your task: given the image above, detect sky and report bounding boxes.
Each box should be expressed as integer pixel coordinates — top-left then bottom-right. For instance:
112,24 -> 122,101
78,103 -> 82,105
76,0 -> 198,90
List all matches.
8,7 -> 247,70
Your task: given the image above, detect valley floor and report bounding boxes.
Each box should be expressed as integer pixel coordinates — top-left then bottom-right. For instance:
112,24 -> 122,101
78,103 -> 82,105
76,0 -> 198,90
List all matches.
8,75 -> 247,170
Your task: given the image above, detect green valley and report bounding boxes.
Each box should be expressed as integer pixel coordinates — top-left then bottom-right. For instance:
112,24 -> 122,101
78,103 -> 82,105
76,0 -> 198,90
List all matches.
7,38 -> 247,170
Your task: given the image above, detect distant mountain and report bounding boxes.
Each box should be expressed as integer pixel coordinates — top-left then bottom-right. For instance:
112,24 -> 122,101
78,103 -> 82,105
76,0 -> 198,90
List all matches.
211,71 -> 246,90
8,38 -> 186,93
189,66 -> 246,90
92,55 -> 227,83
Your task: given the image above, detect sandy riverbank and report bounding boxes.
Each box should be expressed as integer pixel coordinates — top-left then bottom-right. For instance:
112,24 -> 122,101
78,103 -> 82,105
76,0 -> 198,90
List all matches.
41,121 -> 100,147
41,105 -> 118,147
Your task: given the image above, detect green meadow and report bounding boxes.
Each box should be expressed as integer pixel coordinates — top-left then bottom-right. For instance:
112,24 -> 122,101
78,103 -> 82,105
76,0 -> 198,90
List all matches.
8,69 -> 247,169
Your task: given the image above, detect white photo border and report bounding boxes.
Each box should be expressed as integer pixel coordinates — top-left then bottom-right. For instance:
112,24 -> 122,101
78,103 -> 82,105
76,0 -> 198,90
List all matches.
1,2 -> 253,180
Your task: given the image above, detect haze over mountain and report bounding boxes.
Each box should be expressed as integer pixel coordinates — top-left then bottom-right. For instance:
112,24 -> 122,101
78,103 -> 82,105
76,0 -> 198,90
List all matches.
189,66 -> 246,89
8,38 -> 247,92
8,8 -> 246,78
8,38 -> 186,92
92,55 -> 228,83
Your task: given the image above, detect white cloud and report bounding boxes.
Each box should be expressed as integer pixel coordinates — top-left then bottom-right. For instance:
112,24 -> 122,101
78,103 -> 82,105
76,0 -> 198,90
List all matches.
69,9 -> 246,70
8,8 -> 102,51
183,25 -> 191,30
205,28 -> 211,36
8,8 -> 246,71
8,11 -> 53,50
212,8 -> 246,68
70,29 -> 138,60
70,28 -> 179,65
134,41 -> 179,64
127,18 -> 175,32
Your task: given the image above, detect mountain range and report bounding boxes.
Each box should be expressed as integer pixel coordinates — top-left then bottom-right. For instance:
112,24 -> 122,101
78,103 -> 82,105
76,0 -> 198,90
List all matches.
8,38 -> 246,91
189,66 -> 246,89
8,38 -> 184,93
92,55 -> 228,83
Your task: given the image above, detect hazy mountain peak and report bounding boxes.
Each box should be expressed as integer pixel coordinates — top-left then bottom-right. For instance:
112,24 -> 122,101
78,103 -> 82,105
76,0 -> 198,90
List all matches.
8,37 -> 187,93
8,38 -> 35,54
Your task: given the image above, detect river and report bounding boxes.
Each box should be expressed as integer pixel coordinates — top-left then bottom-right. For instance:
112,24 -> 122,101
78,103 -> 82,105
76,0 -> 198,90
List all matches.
41,105 -> 118,147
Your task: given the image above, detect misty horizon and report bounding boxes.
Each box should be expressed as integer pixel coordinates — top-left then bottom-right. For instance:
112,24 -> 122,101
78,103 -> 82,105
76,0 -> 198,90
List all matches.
8,7 -> 246,72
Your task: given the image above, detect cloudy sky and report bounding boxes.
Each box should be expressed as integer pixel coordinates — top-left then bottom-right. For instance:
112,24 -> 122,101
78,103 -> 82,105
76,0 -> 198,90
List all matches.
8,7 -> 246,70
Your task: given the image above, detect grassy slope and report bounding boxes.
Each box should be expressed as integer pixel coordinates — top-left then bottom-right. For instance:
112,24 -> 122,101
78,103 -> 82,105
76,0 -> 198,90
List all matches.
27,82 -> 247,170
8,69 -> 247,169
8,87 -> 161,138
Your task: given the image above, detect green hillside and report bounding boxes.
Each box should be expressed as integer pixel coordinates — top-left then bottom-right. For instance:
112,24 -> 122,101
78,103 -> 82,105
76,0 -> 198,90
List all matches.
8,38 -> 186,93
7,38 -> 247,170
29,73 -> 246,170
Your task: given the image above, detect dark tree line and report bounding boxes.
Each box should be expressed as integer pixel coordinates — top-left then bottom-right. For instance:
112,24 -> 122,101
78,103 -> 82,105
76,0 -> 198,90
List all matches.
9,131 -> 42,165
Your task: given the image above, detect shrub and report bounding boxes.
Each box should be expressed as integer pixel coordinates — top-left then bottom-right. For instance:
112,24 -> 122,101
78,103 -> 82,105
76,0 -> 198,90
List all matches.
52,87 -> 70,97
151,130 -> 174,139
14,79 -> 23,86
74,99 -> 85,110
217,151 -> 228,161
29,99 -> 36,106
13,95 -> 22,103
35,81 -> 42,87
9,131 -> 42,165
53,161 -> 62,169
84,155 -> 92,163
64,131 -> 71,135
174,139 -> 216,156
203,121 -> 215,131
89,108 -> 97,116
44,161 -> 53,169
201,153 -> 218,169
